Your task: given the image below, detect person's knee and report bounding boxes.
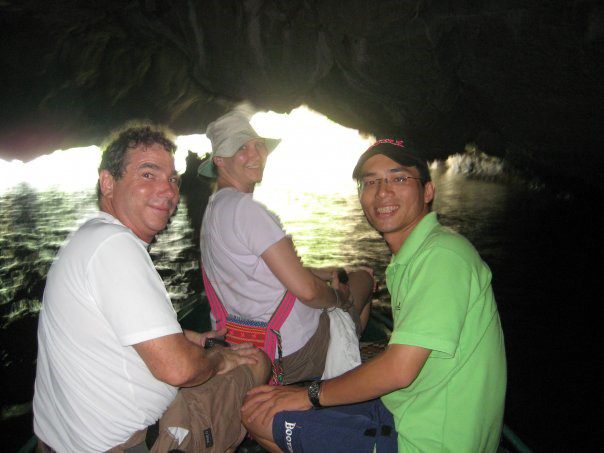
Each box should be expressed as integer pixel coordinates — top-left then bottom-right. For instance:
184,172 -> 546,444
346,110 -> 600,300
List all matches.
249,349 -> 272,386
348,270 -> 374,309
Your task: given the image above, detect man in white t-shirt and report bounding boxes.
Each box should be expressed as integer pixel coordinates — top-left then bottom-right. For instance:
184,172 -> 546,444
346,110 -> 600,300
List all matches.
33,124 -> 270,452
199,105 -> 374,384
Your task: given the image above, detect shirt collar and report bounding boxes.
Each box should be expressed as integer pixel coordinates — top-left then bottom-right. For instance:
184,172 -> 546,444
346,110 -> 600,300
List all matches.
97,211 -> 150,247
390,211 -> 439,266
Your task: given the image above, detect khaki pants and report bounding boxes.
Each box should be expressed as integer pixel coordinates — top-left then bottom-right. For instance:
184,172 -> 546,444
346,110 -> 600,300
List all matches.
39,366 -> 254,453
150,365 -> 254,452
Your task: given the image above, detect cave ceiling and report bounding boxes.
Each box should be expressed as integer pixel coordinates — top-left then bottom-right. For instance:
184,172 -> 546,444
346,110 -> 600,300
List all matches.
0,0 -> 603,190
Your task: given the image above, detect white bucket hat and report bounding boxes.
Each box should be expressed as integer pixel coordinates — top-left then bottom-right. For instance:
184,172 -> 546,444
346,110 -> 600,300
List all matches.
197,108 -> 281,178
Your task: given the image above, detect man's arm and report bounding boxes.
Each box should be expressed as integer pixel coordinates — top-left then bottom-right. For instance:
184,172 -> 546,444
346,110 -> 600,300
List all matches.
133,332 -> 261,388
320,343 -> 430,404
261,237 -> 347,309
241,343 -> 430,426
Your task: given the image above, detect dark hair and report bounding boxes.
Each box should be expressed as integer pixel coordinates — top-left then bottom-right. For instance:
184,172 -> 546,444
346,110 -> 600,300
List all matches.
97,123 -> 177,201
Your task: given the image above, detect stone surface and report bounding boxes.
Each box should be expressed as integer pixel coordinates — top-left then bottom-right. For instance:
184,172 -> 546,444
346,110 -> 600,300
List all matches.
0,0 -> 602,190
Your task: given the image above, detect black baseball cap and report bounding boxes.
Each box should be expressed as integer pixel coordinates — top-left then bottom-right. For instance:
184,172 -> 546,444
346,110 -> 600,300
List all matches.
352,139 -> 431,182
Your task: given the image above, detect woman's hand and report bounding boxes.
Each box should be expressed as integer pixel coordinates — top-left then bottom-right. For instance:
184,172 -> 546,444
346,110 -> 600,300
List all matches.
330,269 -> 351,308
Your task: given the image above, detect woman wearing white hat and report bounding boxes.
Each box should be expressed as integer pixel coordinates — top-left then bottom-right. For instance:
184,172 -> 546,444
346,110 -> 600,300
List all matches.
198,104 -> 374,386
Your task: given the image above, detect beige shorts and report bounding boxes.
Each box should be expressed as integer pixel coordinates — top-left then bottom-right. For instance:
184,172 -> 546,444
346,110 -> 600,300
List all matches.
281,309 -> 361,384
42,367 -> 254,453
96,366 -> 254,453
151,365 -> 255,452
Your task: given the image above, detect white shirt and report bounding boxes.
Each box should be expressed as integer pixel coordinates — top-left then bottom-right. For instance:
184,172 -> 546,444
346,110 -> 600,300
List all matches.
33,212 -> 182,452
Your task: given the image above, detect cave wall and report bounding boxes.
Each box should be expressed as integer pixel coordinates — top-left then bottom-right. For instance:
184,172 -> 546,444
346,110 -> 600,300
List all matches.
0,0 -> 602,190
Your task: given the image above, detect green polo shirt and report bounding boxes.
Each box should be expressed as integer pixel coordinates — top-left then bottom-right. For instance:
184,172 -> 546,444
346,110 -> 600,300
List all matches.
381,212 -> 506,452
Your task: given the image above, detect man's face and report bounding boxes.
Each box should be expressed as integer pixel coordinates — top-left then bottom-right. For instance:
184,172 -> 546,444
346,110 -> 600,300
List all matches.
215,138 -> 268,193
358,154 -> 434,253
100,143 -> 180,243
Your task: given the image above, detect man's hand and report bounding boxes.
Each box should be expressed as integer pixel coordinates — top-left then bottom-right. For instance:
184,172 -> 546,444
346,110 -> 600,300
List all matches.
241,385 -> 312,427
185,328 -> 265,375
208,343 -> 263,375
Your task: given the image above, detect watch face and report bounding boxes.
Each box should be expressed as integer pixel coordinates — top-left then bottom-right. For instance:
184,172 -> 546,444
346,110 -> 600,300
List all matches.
308,380 -> 322,407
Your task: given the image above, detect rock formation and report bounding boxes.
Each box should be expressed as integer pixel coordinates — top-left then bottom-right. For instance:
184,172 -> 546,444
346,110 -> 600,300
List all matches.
1,0 -> 602,191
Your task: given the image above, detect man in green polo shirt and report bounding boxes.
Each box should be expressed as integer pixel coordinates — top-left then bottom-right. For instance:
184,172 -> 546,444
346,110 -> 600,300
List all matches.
241,139 -> 507,452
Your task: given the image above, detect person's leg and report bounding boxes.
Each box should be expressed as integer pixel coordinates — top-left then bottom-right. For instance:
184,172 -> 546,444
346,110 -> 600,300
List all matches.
241,411 -> 281,453
346,270 -> 374,335
280,312 -> 330,384
245,399 -> 396,453
281,271 -> 373,384
248,348 -> 273,385
152,351 -> 271,452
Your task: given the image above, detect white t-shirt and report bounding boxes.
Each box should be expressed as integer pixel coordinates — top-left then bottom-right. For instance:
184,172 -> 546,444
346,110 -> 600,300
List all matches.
33,212 -> 182,452
200,187 -> 320,357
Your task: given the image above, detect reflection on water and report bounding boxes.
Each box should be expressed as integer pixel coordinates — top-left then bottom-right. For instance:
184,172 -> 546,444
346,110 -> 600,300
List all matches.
0,186 -> 98,326
0,157 -> 599,450
256,189 -> 390,280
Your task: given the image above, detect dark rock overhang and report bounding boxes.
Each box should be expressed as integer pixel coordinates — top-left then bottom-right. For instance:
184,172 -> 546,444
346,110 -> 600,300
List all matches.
1,0 -> 603,191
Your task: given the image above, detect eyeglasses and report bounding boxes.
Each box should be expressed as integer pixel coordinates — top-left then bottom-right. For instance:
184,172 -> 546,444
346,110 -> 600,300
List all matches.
359,175 -> 423,191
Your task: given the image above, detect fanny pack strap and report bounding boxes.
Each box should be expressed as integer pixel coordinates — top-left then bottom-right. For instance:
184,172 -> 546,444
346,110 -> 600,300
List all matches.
201,266 -> 228,330
201,266 -> 296,385
265,291 -> 296,384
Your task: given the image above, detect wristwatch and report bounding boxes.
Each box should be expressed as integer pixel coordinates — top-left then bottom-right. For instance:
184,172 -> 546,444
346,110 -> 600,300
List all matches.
307,380 -> 323,408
